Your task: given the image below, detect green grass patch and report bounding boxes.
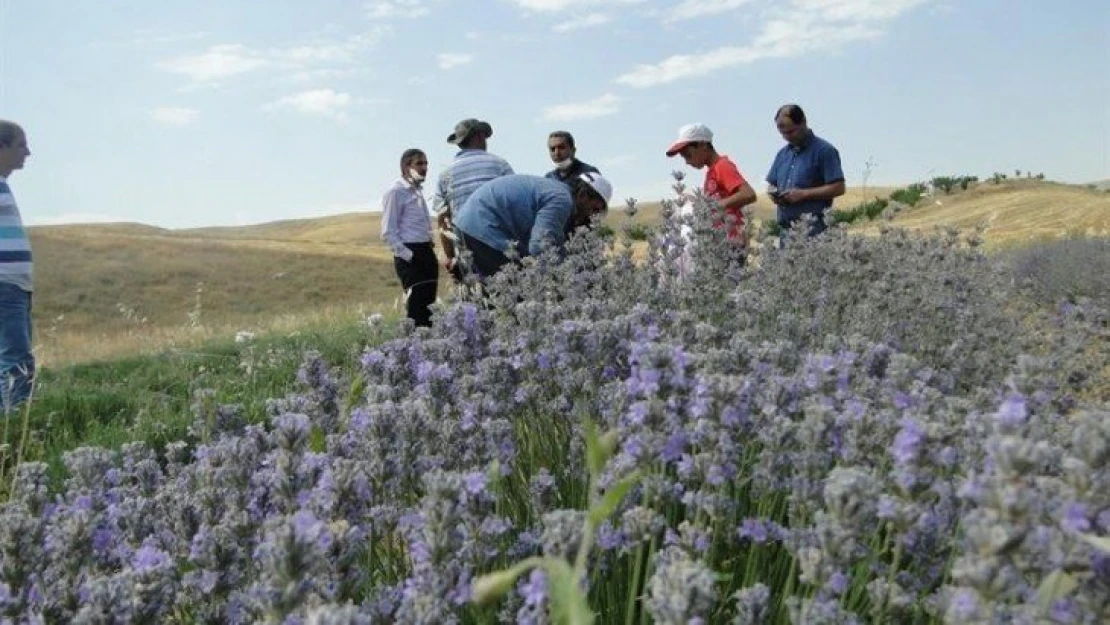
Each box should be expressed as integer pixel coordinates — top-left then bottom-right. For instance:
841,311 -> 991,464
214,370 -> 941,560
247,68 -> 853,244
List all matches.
1,316 -> 399,481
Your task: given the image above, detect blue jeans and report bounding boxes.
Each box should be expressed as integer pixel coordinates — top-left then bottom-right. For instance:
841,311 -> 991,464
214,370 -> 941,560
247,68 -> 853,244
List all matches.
0,282 -> 34,411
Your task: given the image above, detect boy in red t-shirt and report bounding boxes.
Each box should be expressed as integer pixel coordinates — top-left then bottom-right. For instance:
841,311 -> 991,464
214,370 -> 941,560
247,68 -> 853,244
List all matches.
666,123 -> 757,246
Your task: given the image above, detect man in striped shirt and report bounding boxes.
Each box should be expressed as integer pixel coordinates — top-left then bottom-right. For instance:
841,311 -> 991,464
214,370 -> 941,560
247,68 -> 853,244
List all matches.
432,118 -> 514,280
0,120 -> 34,411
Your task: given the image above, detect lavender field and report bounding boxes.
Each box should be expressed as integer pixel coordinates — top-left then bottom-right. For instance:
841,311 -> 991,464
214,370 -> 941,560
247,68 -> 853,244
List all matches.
2,186 -> 1108,624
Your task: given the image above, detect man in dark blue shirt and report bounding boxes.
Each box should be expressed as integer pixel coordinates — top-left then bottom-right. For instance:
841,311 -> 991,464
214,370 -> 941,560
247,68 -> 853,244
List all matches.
765,104 -> 845,240
544,131 -> 600,185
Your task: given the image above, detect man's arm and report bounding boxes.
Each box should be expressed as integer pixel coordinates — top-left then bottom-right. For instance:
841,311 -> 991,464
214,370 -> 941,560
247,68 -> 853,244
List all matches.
529,195 -> 572,257
713,159 -> 757,216
432,173 -> 457,263
816,144 -> 846,200
797,180 -> 845,202
437,210 -> 456,262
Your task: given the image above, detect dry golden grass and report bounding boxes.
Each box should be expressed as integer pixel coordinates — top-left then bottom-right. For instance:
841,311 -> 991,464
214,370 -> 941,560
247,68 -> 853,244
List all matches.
26,180 -> 1106,368
28,221 -> 409,367
852,180 -> 1110,249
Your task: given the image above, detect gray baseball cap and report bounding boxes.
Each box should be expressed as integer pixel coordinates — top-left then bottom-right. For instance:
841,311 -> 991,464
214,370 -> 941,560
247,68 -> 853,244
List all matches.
447,118 -> 493,144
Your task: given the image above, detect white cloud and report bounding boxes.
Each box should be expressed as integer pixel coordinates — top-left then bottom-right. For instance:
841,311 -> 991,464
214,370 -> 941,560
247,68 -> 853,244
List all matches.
664,0 -> 755,23
542,93 -> 620,122
159,30 -> 388,88
617,0 -> 929,87
366,0 -> 431,20
150,107 -> 200,126
437,53 -> 474,70
159,44 -> 267,84
553,13 -> 612,32
264,89 -> 353,120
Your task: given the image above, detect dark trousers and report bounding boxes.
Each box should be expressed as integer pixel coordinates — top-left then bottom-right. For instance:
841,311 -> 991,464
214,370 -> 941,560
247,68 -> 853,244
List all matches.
459,232 -> 513,280
394,242 -> 438,327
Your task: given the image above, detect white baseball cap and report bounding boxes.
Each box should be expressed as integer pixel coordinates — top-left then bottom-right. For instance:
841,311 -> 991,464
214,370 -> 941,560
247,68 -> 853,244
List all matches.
578,171 -> 613,206
666,123 -> 714,157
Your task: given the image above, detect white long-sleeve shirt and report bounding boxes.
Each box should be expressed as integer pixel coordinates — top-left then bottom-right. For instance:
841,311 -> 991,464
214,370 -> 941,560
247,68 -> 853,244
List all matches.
380,178 -> 433,262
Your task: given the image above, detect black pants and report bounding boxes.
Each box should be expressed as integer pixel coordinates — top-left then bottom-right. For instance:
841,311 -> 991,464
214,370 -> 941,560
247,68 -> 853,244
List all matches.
394,242 -> 438,327
459,232 -> 513,280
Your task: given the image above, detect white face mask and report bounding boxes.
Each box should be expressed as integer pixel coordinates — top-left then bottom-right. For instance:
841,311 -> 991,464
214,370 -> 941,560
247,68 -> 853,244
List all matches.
408,168 -> 425,183
555,158 -> 574,171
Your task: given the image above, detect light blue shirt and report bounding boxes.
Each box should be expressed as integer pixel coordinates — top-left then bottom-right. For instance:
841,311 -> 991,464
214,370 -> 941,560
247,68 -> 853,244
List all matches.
432,149 -> 514,216
454,174 -> 574,259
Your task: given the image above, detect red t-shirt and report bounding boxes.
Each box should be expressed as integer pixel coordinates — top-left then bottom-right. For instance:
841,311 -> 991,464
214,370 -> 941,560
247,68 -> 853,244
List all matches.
703,155 -> 747,240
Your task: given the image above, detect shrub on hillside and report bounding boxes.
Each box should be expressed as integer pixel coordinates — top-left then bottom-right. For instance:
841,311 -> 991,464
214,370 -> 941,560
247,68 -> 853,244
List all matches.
622,223 -> 651,242
931,175 -> 978,194
889,183 -> 928,207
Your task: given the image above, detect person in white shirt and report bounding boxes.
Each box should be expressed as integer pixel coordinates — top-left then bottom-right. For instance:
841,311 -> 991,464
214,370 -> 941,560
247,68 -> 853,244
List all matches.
380,148 -> 438,328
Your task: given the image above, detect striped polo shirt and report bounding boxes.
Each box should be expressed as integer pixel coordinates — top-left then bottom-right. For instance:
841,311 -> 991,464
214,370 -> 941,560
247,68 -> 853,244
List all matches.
432,149 -> 514,216
0,177 -> 32,291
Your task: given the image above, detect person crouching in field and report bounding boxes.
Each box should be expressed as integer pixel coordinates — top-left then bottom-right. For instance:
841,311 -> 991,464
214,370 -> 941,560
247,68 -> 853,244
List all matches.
452,172 -> 612,280
380,148 -> 438,328
0,119 -> 34,411
665,123 -> 757,274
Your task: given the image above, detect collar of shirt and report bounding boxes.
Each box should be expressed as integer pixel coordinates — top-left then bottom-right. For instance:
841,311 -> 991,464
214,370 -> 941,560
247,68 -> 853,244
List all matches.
396,176 -> 423,191
789,130 -> 816,153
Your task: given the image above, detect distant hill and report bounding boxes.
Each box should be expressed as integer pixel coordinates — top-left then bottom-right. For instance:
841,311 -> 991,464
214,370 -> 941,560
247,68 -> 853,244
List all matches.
1086,179 -> 1110,191
853,180 -> 1110,246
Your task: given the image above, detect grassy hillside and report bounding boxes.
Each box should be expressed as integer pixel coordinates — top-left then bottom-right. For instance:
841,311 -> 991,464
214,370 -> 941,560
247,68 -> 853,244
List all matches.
851,180 -> 1110,247
27,222 -> 403,367
24,180 -> 1104,367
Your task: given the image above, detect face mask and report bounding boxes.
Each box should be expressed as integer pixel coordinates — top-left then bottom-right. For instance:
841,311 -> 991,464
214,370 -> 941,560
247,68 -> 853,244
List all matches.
555,158 -> 574,171
408,168 -> 425,183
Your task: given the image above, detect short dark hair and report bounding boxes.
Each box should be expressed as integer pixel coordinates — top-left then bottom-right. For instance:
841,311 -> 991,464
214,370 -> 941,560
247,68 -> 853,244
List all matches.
399,148 -> 425,176
775,104 -> 806,125
0,120 -> 22,148
548,130 -> 575,149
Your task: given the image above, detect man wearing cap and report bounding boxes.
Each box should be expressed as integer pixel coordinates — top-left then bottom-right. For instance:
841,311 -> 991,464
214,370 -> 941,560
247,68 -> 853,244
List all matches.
765,104 -> 845,240
453,172 -> 612,280
544,130 -> 600,185
432,118 -> 515,279
665,123 -> 756,270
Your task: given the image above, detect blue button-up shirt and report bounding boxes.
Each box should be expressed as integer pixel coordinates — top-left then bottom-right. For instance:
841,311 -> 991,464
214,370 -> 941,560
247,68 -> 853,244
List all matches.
454,174 -> 574,259
766,131 -> 844,225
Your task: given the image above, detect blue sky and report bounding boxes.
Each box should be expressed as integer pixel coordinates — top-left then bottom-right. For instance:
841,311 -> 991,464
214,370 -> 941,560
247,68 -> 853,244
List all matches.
1,0 -> 1107,228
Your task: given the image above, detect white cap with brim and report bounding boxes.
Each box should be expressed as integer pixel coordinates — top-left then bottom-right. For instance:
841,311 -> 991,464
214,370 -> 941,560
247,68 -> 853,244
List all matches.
578,171 -> 613,206
665,123 -> 714,156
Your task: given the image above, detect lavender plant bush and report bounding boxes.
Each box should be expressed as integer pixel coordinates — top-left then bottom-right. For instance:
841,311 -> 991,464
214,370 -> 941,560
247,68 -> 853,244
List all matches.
1001,235 -> 1110,310
1,174 -> 1107,623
